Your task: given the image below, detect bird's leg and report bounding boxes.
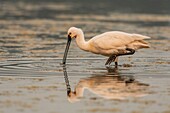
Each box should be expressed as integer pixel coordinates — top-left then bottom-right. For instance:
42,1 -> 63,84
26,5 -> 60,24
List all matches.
114,57 -> 118,66
105,54 -> 117,67
117,48 -> 135,56
105,48 -> 135,67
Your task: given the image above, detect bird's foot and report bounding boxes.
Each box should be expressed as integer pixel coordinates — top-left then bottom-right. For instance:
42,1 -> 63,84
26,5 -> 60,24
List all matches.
105,64 -> 111,68
106,65 -> 118,73
105,64 -> 118,69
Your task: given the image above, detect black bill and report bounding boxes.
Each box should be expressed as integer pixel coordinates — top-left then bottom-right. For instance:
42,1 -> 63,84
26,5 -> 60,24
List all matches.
62,35 -> 72,64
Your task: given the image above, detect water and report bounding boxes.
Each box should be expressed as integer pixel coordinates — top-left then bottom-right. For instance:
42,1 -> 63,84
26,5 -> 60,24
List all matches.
0,0 -> 170,113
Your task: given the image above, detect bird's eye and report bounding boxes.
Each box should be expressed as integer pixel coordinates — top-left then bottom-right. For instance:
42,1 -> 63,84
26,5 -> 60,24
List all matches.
69,32 -> 71,35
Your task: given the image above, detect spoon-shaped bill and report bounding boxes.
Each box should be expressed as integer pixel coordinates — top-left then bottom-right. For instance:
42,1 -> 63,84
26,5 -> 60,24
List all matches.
62,36 -> 72,64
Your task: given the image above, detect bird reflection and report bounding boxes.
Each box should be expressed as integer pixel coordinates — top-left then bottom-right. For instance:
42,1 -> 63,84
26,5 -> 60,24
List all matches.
63,67 -> 149,103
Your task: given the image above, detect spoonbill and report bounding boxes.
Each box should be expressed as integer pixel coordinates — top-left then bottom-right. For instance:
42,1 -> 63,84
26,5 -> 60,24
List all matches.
62,27 -> 150,67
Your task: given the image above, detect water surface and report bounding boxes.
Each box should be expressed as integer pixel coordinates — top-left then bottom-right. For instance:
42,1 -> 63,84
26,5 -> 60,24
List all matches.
0,0 -> 170,113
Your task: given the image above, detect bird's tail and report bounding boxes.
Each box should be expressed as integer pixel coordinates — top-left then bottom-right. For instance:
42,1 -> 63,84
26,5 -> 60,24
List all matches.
130,34 -> 151,49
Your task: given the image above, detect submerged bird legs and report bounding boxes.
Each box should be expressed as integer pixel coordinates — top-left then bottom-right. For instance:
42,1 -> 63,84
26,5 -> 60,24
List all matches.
105,48 -> 135,67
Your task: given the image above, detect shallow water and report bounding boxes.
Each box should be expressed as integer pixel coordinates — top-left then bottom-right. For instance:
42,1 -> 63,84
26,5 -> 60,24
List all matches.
0,0 -> 170,113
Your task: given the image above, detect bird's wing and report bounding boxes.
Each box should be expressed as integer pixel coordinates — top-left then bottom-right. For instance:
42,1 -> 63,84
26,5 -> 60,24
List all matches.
89,31 -> 137,50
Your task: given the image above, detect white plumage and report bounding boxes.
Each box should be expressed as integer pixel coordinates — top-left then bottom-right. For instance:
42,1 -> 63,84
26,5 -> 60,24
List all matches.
87,31 -> 150,56
63,27 -> 150,67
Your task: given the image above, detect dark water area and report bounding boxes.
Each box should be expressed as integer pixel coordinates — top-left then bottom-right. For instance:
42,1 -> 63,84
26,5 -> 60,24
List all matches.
0,0 -> 170,113
1,0 -> 170,20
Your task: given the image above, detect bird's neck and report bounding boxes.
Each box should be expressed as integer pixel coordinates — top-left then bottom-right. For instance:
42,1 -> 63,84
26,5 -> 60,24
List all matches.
74,80 -> 89,97
75,32 -> 89,51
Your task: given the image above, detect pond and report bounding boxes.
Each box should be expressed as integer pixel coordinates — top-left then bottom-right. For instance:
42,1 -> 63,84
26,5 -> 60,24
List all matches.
0,0 -> 170,113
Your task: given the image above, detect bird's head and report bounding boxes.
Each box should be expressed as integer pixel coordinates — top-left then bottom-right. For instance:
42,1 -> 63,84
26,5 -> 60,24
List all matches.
67,27 -> 81,39
62,27 -> 82,65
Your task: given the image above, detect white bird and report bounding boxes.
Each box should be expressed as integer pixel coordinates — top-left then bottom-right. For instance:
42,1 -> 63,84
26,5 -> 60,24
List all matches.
62,27 -> 150,67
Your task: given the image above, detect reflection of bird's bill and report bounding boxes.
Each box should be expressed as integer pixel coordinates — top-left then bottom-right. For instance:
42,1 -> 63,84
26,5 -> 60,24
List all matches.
63,66 -> 81,103
63,66 -> 71,95
62,35 -> 72,64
